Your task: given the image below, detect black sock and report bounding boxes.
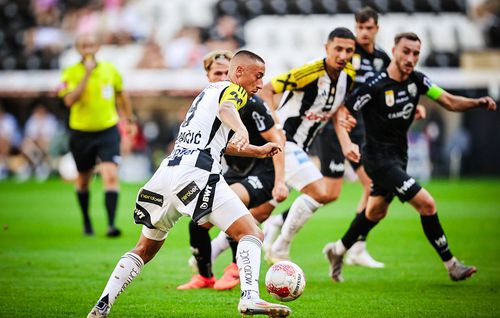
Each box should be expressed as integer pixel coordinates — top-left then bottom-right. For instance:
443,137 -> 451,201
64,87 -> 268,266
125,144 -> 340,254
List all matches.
228,236 -> 238,264
282,209 -> 289,222
341,210 -> 378,250
356,209 -> 368,242
420,213 -> 453,262
189,220 -> 213,278
76,190 -> 92,232
105,191 -> 118,228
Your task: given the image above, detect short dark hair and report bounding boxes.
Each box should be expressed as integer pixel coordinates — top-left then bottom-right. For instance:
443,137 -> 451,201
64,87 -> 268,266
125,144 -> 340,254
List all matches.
394,32 -> 421,45
355,6 -> 379,24
234,50 -> 265,64
327,27 -> 356,42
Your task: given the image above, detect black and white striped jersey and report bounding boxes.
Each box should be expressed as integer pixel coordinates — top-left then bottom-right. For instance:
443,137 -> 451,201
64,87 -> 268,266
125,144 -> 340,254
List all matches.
164,81 -> 248,174
271,58 -> 355,152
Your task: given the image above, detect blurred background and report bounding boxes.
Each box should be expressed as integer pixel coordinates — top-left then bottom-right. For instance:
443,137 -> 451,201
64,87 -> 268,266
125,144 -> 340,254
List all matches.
0,0 -> 498,183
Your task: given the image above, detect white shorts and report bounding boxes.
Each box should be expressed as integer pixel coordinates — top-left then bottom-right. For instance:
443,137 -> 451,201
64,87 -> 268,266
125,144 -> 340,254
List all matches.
136,164 -> 250,241
284,141 -> 323,191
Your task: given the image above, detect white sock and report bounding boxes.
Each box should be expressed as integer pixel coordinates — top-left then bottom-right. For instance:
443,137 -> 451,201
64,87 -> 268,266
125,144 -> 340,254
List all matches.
444,256 -> 457,270
269,214 -> 284,227
211,231 -> 230,263
237,235 -> 262,298
348,241 -> 366,255
335,240 -> 347,255
94,252 -> 144,314
273,194 -> 322,250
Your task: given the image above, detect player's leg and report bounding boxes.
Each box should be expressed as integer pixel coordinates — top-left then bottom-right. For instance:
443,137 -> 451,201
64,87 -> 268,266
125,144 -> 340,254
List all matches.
177,220 -> 217,290
409,188 -> 477,281
261,202 -> 286,256
323,195 -> 389,282
345,165 -> 385,268
98,126 -> 122,237
70,130 -> 96,236
209,197 -> 290,316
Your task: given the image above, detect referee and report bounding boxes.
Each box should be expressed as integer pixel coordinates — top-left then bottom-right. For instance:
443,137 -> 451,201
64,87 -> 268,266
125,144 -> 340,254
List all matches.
58,34 -> 136,237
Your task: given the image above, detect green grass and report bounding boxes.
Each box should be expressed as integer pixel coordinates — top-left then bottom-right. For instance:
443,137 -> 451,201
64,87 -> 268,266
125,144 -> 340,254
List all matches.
1,178 -> 500,317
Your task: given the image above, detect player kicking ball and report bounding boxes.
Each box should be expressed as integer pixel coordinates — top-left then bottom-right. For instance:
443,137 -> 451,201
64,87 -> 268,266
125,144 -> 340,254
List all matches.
323,32 -> 496,282
86,50 -> 291,317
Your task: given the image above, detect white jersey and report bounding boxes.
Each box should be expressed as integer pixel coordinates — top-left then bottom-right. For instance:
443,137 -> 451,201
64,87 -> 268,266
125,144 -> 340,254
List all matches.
271,58 -> 355,152
162,81 -> 248,174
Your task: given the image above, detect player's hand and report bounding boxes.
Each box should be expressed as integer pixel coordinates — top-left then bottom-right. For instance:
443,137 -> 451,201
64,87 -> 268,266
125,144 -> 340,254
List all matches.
340,114 -> 357,132
272,182 -> 289,203
257,142 -> 282,158
478,96 -> 496,111
343,142 -> 360,163
231,128 -> 249,151
415,104 -> 427,120
124,121 -> 138,137
83,55 -> 96,73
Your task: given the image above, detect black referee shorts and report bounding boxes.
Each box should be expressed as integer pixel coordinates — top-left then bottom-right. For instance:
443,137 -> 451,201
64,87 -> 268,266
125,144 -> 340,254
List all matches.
317,124 -> 365,178
69,125 -> 121,172
224,161 -> 275,209
364,159 -> 422,203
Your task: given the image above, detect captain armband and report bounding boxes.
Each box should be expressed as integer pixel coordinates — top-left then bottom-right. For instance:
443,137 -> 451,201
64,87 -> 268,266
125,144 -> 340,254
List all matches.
426,84 -> 444,101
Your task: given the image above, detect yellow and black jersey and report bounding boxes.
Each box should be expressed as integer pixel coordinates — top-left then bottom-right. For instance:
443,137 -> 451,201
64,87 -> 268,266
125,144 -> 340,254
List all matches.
58,61 -> 123,132
272,58 -> 355,151
165,81 -> 249,174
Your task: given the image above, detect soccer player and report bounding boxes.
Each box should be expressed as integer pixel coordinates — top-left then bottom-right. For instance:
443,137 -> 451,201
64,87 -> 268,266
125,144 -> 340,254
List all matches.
177,50 -> 287,291
86,50 -> 291,318
323,32 -> 496,282
58,34 -> 136,237
263,6 -> 391,268
258,27 -> 359,264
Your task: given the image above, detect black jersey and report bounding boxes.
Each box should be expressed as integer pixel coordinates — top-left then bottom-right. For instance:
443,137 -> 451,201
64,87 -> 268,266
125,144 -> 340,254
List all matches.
345,70 -> 438,162
224,95 -> 275,175
352,43 -> 391,86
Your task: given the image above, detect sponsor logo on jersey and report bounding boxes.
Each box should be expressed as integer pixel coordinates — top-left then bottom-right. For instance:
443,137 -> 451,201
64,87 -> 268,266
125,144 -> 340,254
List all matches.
247,176 -> 263,189
353,94 -> 372,111
388,103 -> 414,120
176,181 -> 201,206
138,189 -> 164,207
396,177 -> 416,195
385,90 -> 395,107
373,58 -> 384,71
408,83 -> 417,97
176,130 -> 202,145
352,54 -> 361,70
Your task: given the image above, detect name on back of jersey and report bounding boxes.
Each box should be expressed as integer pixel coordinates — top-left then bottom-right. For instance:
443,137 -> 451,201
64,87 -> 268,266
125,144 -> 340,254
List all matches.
177,129 -> 202,145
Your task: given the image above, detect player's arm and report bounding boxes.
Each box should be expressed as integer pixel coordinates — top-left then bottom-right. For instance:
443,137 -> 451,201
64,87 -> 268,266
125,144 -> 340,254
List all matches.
61,58 -> 95,107
435,90 -> 496,112
226,142 -> 282,158
334,106 -> 360,163
218,84 -> 250,151
260,126 -> 288,202
116,91 -> 137,136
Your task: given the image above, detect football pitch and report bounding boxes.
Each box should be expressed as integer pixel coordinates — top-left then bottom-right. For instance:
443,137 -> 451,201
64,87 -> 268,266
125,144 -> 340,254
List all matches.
1,178 -> 499,318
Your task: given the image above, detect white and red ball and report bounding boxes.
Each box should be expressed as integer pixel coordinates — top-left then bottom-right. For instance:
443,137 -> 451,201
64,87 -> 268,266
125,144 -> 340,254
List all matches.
265,261 -> 306,302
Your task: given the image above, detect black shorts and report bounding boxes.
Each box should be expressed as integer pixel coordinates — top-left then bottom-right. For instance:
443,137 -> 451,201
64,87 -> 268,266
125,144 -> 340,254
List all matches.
69,125 -> 121,172
364,158 -> 422,203
317,123 -> 365,178
224,161 -> 275,209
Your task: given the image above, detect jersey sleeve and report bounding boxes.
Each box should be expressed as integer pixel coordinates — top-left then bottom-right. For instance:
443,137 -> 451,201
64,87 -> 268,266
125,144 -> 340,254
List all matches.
270,59 -> 324,93
344,83 -> 374,113
57,68 -> 76,98
111,64 -> 123,92
415,71 -> 444,101
219,83 -> 248,110
251,98 -> 275,132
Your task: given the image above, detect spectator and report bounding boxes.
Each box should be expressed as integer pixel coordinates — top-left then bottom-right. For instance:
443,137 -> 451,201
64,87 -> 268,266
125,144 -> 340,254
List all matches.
0,104 -> 22,180
164,26 -> 205,69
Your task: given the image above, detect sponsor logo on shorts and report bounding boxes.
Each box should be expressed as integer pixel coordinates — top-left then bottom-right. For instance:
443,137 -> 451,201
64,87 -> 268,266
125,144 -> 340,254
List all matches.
200,184 -> 213,210
138,189 -> 164,207
293,150 -> 309,164
329,161 -> 345,173
396,177 -> 416,195
247,176 -> 263,189
176,181 -> 201,206
434,235 -> 447,248
134,203 -> 154,229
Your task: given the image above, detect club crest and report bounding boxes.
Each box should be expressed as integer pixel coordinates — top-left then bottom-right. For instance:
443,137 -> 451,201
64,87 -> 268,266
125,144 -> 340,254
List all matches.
385,90 -> 395,107
373,58 -> 384,71
408,83 -> 417,97
352,54 -> 361,70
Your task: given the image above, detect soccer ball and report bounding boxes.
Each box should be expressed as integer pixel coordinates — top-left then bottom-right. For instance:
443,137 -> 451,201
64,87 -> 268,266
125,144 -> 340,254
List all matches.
265,261 -> 306,302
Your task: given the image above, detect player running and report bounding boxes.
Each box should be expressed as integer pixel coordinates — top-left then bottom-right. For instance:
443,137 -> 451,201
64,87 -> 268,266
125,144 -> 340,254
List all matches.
323,32 -> 496,282
177,50 -> 287,291
86,50 -> 291,318
259,27 -> 359,264
263,6 -> 391,268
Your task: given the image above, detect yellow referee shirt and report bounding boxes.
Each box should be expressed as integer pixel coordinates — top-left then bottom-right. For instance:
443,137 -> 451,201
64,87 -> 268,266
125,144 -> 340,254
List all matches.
58,61 -> 123,132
